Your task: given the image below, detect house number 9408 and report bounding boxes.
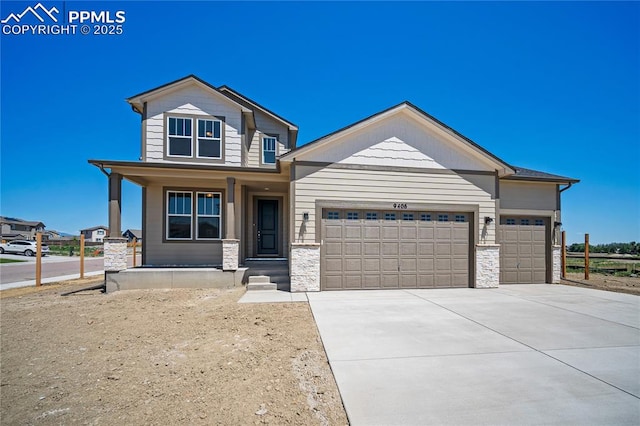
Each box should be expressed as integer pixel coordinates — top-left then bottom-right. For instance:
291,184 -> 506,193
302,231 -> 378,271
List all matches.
393,203 -> 408,209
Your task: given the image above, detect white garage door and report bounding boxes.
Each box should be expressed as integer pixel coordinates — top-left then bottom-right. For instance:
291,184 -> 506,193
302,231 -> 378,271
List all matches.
321,209 -> 470,290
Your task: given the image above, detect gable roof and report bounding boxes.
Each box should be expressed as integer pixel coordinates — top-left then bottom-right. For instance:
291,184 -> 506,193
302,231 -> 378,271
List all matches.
81,225 -> 108,232
126,75 -> 251,114
217,85 -> 298,130
280,101 -> 515,175
0,216 -> 45,228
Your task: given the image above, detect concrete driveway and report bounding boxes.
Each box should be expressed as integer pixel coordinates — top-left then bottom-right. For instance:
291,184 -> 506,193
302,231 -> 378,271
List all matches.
308,284 -> 640,425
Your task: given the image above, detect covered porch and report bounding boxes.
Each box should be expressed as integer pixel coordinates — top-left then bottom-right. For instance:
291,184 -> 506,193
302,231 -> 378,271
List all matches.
89,160 -> 291,292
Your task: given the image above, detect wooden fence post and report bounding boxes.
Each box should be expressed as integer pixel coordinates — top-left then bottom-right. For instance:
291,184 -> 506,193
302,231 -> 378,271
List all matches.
585,233 -> 590,280
36,233 -> 42,287
561,231 -> 566,278
80,234 -> 85,279
132,238 -> 137,268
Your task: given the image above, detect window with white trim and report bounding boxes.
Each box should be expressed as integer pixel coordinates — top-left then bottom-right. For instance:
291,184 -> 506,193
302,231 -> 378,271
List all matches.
167,191 -> 193,239
262,137 -> 277,164
197,119 -> 222,158
197,192 -> 221,239
168,117 -> 192,157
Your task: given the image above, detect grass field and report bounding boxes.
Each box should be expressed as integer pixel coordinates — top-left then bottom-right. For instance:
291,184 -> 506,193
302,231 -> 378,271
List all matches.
566,257 -> 639,276
0,258 -> 26,264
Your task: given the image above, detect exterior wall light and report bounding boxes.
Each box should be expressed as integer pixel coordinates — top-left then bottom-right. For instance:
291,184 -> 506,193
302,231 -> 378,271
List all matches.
484,217 -> 494,225
554,221 -> 562,228
303,212 -> 309,222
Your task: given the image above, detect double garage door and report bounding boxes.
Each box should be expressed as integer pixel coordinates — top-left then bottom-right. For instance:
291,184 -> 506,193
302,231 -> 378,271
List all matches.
321,209 -> 470,290
498,217 -> 549,284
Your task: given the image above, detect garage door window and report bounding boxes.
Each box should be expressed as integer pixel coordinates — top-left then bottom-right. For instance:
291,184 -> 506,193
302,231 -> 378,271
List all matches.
403,213 -> 414,220
327,211 -> 340,220
385,213 -> 396,220
535,219 -> 544,226
438,214 -> 448,222
421,214 -> 432,221
347,212 -> 359,220
366,212 -> 378,220
521,219 -> 530,225
455,215 -> 466,222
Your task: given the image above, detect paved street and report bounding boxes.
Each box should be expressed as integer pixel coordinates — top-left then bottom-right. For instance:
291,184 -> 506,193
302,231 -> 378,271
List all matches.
0,254 -> 141,288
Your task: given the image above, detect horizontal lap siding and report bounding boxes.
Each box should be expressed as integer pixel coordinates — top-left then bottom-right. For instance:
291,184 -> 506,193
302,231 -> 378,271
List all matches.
500,181 -> 556,210
247,110 -> 290,168
145,86 -> 243,165
145,185 -> 223,265
294,167 -> 496,243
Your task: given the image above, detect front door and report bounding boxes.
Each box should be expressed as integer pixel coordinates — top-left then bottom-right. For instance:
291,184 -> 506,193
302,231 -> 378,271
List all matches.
257,199 -> 279,256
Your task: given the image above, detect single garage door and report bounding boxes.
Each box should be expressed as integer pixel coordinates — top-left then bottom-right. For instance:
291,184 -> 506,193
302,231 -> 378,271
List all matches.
321,209 -> 470,290
499,217 -> 549,284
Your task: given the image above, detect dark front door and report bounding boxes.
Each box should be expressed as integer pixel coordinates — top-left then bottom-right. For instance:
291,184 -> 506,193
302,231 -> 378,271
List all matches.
257,199 -> 279,256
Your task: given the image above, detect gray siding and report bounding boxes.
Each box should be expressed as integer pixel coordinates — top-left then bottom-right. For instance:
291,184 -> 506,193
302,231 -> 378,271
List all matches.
500,181 -> 557,211
145,85 -> 243,166
293,166 -> 497,244
144,185 -> 223,265
247,110 -> 290,168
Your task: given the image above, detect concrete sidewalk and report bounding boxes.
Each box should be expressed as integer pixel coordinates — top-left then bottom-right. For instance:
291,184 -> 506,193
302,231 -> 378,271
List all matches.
308,285 -> 640,425
0,271 -> 104,291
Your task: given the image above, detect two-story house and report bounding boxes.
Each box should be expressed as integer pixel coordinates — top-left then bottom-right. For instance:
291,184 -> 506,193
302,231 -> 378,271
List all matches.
90,75 -> 577,292
1,217 -> 46,241
80,226 -> 109,243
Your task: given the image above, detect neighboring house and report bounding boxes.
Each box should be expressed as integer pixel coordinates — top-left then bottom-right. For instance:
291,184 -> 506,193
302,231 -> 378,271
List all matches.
122,229 -> 142,242
80,226 -> 109,243
0,216 -> 45,241
90,75 -> 578,292
44,230 -> 62,240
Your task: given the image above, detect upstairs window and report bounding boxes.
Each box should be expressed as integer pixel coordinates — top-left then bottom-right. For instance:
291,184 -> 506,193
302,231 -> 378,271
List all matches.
168,117 -> 192,157
262,137 -> 277,164
197,119 -> 222,158
166,115 -> 224,160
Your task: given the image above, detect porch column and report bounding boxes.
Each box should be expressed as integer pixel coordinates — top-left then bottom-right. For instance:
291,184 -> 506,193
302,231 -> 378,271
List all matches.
222,177 -> 239,271
108,172 -> 123,237
104,172 -> 127,292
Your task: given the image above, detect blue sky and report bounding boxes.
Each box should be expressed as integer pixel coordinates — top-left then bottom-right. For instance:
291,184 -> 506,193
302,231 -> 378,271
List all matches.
1,1 -> 638,244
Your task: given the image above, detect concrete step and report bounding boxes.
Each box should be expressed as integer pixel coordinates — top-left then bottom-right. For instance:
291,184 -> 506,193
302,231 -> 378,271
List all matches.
247,282 -> 277,291
248,275 -> 271,284
246,275 -> 277,291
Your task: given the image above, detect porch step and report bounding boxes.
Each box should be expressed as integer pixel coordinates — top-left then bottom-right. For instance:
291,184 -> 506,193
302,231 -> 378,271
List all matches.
243,259 -> 289,291
247,275 -> 277,291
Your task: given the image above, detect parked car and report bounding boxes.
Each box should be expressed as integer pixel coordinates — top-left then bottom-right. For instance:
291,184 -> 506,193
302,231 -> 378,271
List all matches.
0,240 -> 49,256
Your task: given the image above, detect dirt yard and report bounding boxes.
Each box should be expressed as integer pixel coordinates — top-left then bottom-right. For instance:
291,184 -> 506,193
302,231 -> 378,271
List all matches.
562,272 -> 640,295
0,280 -> 348,425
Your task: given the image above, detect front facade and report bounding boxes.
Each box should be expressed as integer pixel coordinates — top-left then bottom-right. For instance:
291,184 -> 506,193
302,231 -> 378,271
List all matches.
0,217 -> 45,241
80,226 -> 109,243
91,75 -> 577,291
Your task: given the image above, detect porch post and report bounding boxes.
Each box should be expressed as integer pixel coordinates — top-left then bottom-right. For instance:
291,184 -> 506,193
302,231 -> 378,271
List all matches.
222,177 -> 239,271
108,172 -> 123,237
104,172 -> 127,292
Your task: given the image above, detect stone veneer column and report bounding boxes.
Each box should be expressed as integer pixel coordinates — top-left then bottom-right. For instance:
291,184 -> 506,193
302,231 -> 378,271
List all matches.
222,239 -> 239,271
104,237 -> 128,272
552,245 -> 562,283
475,244 -> 500,288
290,243 -> 320,292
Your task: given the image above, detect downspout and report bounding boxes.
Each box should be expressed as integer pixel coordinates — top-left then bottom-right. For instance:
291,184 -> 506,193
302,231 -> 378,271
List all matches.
559,182 -> 573,193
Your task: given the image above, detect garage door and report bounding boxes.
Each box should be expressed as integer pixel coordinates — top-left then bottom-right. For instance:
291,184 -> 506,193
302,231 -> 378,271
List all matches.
499,217 -> 548,284
321,209 -> 470,290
